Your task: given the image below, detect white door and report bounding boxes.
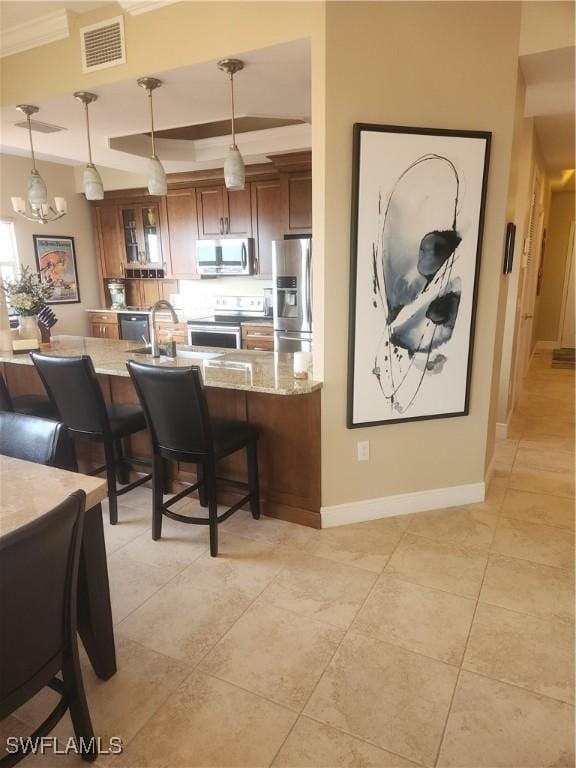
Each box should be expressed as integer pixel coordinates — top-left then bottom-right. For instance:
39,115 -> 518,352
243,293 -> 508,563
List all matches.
559,221 -> 575,348
513,170 -> 544,394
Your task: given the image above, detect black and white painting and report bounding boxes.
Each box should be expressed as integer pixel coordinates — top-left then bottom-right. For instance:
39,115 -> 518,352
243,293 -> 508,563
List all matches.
347,123 -> 491,428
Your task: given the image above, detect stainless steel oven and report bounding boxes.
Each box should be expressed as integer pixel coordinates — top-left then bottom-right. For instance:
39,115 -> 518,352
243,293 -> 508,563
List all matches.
187,323 -> 241,349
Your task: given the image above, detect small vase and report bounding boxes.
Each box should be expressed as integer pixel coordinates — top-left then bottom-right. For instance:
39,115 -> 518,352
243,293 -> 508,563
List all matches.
18,315 -> 42,343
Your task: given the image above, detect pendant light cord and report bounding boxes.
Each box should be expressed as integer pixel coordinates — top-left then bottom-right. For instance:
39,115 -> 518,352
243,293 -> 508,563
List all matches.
26,113 -> 37,171
148,88 -> 157,158
84,102 -> 94,165
229,72 -> 236,148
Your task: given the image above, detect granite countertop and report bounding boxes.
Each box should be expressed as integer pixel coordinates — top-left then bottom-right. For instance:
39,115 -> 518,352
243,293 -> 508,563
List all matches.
0,336 -> 320,396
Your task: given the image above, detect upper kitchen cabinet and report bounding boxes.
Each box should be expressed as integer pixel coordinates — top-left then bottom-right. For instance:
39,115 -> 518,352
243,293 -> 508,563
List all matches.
120,203 -> 164,266
166,190 -> 200,278
251,179 -> 284,278
282,171 -> 312,234
196,184 -> 252,238
92,205 -> 124,279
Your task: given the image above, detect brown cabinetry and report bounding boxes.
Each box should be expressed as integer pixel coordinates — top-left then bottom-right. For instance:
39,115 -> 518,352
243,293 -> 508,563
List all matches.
87,312 -> 120,340
120,203 -> 164,267
241,323 -> 274,351
282,171 -> 312,234
197,185 -> 252,238
251,179 -> 284,279
125,279 -> 177,308
90,152 -> 312,306
166,191 -> 199,278
93,206 -> 123,279
157,321 -> 188,345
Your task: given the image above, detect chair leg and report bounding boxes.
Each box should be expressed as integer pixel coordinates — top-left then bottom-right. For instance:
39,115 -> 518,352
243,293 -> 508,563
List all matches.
103,441 -> 118,525
62,647 -> 96,762
152,454 -> 164,541
114,438 -> 129,485
205,461 -> 218,557
197,463 -> 208,507
247,440 -> 261,520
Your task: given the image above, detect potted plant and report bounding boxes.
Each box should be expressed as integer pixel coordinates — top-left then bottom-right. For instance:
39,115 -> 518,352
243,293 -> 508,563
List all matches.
1,266 -> 53,341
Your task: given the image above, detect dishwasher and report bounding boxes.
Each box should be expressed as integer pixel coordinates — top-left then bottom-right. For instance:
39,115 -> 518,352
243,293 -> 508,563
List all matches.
119,313 -> 150,342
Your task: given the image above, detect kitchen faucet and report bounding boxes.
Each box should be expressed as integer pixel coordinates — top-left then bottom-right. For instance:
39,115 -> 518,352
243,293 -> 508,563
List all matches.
149,299 -> 179,358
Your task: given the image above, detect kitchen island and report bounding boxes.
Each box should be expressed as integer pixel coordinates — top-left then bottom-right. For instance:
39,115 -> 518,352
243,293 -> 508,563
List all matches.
0,336 -> 322,527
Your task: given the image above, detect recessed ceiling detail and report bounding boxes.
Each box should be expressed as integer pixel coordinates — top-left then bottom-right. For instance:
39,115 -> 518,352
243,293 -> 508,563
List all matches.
14,119 -> 66,134
146,116 -> 305,142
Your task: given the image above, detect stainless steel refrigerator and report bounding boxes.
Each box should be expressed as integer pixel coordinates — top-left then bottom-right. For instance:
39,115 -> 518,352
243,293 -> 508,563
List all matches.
272,237 -> 312,352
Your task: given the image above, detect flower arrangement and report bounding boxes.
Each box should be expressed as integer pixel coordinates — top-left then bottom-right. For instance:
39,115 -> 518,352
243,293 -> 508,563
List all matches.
1,266 -> 53,316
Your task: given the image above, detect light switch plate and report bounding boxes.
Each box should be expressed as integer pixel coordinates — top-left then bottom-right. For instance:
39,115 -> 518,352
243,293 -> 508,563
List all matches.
357,440 -> 370,461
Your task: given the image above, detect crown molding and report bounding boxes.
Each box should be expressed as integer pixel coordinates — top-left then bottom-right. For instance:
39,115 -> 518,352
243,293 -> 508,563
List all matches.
0,9 -> 71,58
117,0 -> 183,15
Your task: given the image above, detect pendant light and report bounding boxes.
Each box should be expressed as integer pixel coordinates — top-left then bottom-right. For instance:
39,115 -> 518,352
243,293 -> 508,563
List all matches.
11,105 -> 67,224
217,58 -> 245,191
137,76 -> 167,196
74,91 -> 104,201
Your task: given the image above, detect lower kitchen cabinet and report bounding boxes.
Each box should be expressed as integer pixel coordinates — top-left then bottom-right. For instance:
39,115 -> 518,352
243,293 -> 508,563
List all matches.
88,312 -> 120,340
241,323 -> 274,351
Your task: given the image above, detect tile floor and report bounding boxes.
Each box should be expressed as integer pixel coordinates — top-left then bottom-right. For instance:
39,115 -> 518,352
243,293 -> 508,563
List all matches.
5,350 -> 575,767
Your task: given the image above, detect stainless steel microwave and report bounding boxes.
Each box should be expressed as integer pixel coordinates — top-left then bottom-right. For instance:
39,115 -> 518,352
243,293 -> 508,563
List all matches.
196,238 -> 255,276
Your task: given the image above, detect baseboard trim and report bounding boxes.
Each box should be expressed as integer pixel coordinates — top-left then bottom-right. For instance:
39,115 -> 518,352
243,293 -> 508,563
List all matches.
495,421 -> 508,440
321,481 -> 486,528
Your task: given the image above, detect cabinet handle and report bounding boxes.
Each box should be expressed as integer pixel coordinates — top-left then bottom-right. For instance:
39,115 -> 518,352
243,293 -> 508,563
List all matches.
219,217 -> 224,235
225,216 -> 230,234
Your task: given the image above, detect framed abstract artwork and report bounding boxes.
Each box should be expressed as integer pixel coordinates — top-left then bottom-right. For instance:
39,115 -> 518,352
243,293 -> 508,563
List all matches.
347,123 -> 491,428
33,235 -> 81,304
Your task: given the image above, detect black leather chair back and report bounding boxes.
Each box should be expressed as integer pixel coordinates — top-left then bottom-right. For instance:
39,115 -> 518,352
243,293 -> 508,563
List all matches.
0,490 -> 85,717
31,353 -> 109,437
127,361 -> 212,457
0,372 -> 14,412
0,412 -> 75,470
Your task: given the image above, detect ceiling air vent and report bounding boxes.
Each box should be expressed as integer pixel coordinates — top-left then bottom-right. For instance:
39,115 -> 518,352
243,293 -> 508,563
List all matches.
80,16 -> 126,74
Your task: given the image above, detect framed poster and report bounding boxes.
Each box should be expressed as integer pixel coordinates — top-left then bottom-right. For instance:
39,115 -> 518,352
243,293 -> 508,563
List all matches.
348,123 -> 491,428
33,235 -> 81,304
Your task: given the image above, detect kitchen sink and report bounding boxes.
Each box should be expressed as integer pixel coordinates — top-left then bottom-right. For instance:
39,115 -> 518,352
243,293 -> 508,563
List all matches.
129,345 -> 222,361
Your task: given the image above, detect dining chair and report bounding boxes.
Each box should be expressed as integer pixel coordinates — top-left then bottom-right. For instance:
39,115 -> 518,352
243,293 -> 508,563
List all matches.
30,352 -> 151,525
0,411 -> 75,470
0,370 -> 57,420
0,490 -> 96,766
126,360 -> 260,557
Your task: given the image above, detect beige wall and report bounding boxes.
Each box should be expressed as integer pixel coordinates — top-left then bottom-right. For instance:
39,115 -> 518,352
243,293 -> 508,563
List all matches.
321,1 -> 521,507
519,0 -> 576,55
536,190 -> 576,341
0,154 -> 100,334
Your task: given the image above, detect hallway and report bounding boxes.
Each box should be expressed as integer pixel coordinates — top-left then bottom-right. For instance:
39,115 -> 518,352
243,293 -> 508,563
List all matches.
2,349 -> 574,768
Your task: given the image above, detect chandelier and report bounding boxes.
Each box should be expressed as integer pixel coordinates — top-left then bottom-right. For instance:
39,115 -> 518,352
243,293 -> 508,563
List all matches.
11,105 -> 67,224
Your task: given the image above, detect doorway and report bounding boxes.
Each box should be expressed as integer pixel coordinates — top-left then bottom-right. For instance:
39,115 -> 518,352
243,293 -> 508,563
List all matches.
558,220 -> 575,348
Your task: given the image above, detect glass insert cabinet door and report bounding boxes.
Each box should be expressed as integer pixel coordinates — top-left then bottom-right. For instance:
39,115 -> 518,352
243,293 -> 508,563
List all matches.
120,205 -> 162,265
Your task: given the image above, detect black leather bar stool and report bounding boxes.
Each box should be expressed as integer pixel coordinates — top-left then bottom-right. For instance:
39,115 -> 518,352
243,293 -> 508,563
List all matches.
0,411 -> 75,470
31,352 -> 152,525
127,360 -> 260,557
0,490 -> 97,766
0,370 -> 57,419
